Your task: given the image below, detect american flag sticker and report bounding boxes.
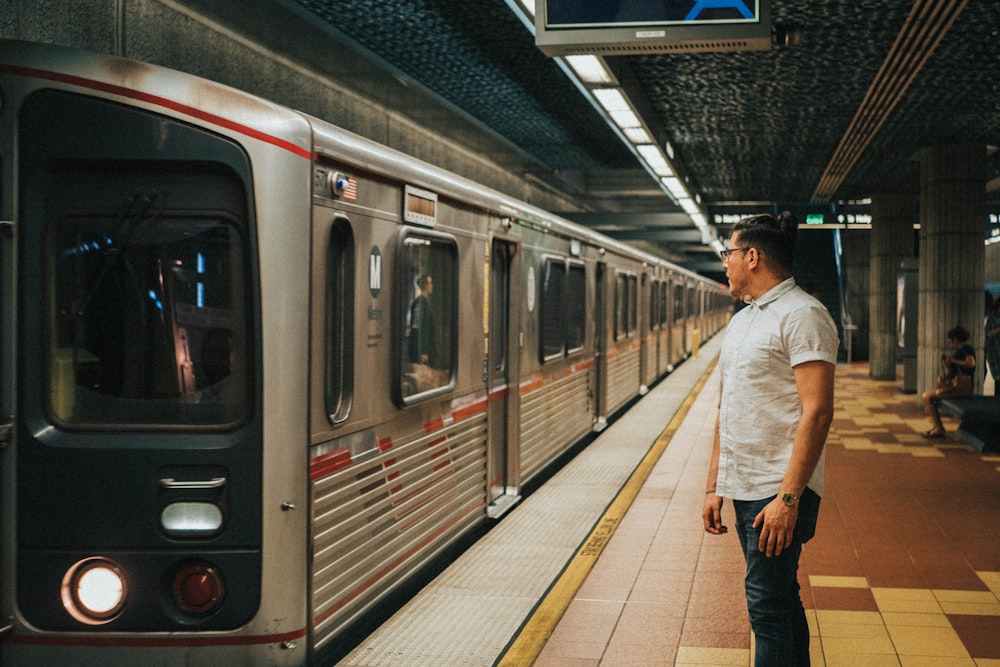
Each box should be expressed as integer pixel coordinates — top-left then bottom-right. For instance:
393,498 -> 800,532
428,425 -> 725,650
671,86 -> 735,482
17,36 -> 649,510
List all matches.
342,175 -> 358,201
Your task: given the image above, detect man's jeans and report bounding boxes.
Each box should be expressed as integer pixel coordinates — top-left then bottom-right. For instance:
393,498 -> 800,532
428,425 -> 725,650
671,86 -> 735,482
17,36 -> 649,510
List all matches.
733,489 -> 820,666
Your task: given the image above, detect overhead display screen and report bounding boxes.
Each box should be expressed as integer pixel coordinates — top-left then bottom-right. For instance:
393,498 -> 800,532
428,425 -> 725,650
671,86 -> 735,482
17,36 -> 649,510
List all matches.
546,0 -> 762,27
536,0 -> 771,56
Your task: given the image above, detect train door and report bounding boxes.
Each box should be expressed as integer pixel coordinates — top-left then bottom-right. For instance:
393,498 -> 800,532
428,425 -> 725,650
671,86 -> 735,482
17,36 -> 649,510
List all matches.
639,273 -> 650,393
486,239 -> 520,518
0,205 -> 11,637
593,261 -> 608,430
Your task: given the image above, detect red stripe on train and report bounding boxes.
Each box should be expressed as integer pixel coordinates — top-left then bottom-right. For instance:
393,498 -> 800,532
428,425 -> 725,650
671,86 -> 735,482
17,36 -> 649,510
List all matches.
451,398 -> 487,422
0,64 -> 313,159
310,447 -> 352,480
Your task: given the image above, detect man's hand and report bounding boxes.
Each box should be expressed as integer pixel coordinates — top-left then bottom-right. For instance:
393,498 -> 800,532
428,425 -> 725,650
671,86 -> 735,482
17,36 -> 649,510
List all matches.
753,498 -> 797,557
702,492 -> 728,535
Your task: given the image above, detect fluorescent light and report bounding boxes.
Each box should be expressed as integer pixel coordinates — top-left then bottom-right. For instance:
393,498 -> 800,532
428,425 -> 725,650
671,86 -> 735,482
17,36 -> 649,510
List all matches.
636,145 -> 674,177
623,127 -> 652,143
678,198 -> 701,215
565,55 -> 612,84
592,88 -> 630,112
608,108 -> 641,129
661,176 -> 685,195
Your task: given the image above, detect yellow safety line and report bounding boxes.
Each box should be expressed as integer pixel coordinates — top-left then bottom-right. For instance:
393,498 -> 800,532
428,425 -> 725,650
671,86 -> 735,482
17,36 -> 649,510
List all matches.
496,357 -> 719,667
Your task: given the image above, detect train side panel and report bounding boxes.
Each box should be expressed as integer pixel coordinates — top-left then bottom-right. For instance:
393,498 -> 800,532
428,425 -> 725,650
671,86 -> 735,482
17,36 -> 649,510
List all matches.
303,138 -> 496,657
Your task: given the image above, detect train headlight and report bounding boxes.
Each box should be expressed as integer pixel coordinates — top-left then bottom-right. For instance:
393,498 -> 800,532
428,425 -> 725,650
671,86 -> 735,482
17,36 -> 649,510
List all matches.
61,558 -> 128,624
172,562 -> 224,616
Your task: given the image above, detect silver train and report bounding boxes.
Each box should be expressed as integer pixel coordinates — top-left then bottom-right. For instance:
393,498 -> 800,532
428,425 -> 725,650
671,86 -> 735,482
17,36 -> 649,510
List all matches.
0,40 -> 730,665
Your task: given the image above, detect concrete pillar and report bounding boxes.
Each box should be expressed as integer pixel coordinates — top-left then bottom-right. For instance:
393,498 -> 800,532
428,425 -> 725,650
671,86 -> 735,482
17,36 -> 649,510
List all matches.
841,228 -> 871,364
917,144 -> 986,399
869,193 -> 916,380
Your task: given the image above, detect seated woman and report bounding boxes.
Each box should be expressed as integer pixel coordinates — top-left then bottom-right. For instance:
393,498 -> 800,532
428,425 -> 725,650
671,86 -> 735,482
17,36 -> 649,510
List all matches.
921,324 -> 976,438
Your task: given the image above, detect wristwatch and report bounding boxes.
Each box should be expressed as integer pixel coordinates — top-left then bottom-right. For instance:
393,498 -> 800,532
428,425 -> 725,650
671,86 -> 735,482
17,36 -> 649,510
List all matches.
780,491 -> 800,507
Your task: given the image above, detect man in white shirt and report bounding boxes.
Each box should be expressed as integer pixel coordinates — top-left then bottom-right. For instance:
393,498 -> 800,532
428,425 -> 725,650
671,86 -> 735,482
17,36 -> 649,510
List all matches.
702,212 -> 838,666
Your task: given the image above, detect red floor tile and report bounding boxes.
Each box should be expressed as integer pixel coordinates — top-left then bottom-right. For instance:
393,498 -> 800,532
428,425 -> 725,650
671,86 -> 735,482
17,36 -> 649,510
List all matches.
948,615 -> 1000,659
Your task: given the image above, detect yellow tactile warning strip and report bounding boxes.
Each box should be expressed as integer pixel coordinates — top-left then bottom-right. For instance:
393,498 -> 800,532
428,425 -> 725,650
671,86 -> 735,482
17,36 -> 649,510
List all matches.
497,358 -> 719,667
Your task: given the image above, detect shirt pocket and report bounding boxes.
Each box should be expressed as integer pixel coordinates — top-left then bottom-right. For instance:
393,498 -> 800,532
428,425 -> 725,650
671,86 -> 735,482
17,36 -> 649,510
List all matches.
739,333 -> 774,378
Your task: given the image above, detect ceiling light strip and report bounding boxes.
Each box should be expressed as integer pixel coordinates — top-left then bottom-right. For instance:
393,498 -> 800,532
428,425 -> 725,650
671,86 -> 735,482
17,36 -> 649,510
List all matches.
816,0 -> 954,182
811,0 -> 968,202
814,0 -> 965,198
836,0 -> 963,164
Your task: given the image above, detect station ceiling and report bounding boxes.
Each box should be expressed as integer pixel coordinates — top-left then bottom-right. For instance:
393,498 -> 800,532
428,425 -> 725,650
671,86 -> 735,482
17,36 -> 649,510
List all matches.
283,0 -> 1000,277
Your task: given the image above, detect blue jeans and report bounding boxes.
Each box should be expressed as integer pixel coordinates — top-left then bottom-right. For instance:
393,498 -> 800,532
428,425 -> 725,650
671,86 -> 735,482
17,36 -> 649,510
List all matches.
733,489 -> 820,667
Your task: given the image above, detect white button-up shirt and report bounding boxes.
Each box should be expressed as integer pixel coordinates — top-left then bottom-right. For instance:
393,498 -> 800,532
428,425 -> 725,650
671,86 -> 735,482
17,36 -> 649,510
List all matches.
716,278 -> 839,500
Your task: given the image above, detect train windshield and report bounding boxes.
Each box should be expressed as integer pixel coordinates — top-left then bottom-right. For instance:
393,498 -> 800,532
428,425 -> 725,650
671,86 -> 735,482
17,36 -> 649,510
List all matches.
45,205 -> 250,429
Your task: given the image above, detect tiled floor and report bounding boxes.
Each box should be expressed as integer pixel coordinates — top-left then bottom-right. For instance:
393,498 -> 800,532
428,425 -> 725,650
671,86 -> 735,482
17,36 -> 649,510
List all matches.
533,363 -> 1000,666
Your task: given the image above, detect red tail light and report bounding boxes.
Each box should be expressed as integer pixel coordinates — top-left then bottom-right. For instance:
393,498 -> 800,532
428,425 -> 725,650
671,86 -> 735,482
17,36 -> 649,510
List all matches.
172,562 -> 224,616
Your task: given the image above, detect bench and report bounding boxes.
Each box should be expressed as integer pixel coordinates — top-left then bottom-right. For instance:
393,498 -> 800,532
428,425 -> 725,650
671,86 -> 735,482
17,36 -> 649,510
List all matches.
938,397 -> 1000,453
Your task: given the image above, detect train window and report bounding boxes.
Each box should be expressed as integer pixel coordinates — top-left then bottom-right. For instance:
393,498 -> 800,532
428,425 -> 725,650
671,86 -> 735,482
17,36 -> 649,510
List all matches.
565,263 -> 586,353
628,275 -> 637,334
649,279 -> 660,330
45,206 -> 251,428
659,282 -> 668,327
397,230 -> 457,404
539,259 -> 586,362
325,219 -> 354,422
540,259 -> 566,360
615,272 -> 637,339
674,283 -> 686,323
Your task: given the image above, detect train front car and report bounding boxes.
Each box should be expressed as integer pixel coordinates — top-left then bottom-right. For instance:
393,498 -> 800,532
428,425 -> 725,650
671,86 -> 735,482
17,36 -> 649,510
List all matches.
0,41 -> 313,665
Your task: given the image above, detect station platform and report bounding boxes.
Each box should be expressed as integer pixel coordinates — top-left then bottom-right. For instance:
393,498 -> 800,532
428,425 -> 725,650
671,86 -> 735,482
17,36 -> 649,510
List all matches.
339,334 -> 1000,666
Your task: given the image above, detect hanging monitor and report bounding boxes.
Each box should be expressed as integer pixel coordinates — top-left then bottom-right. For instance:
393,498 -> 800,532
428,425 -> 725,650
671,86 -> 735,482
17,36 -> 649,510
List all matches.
535,0 -> 772,56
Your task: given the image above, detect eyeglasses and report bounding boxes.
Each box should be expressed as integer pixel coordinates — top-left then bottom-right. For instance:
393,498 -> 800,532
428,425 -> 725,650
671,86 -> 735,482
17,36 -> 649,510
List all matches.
720,246 -> 751,259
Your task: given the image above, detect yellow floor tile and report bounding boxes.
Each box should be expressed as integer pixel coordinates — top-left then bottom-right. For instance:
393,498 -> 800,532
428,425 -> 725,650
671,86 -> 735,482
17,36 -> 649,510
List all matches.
872,588 -> 943,614
887,625 -> 971,658
842,438 -> 876,450
821,652 -> 904,666
811,575 -> 870,589
818,622 -> 893,641
899,657 -> 976,666
675,646 -> 749,665
934,590 -> 1000,604
881,611 -> 952,627
816,610 -> 886,626
939,601 -> 1000,615
806,608 -> 820,636
875,444 -> 910,454
977,572 -> 1000,597
820,633 -> 896,655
